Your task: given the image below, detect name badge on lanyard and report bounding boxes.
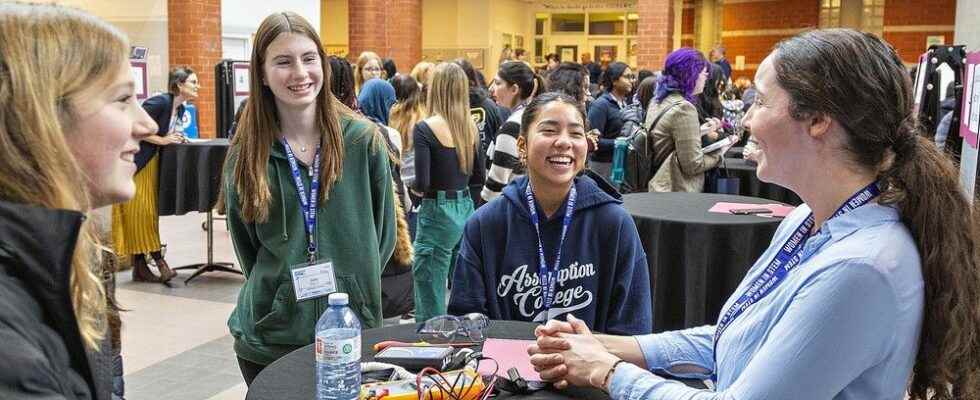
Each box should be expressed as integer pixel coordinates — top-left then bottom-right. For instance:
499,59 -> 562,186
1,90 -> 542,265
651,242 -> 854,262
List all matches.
712,182 -> 881,353
281,137 -> 337,302
525,182 -> 577,315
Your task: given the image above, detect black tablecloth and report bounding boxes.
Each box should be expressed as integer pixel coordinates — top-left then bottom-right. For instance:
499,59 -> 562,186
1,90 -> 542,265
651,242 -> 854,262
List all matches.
157,139 -> 230,216
623,192 -> 784,332
246,321 -> 608,400
715,158 -> 803,206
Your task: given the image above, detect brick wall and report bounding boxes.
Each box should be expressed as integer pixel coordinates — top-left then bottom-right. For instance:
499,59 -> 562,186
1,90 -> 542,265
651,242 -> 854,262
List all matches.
349,0 -> 422,73
721,0 -> 819,80
883,0 -> 956,63
638,0 -> 674,70
168,0 -> 222,138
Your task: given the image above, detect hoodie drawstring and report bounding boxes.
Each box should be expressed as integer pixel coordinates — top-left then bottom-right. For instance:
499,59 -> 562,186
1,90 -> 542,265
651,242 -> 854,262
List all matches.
273,161 -> 288,242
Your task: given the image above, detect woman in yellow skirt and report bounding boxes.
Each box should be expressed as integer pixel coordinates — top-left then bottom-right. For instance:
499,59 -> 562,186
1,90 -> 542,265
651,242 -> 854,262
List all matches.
112,66 -> 198,283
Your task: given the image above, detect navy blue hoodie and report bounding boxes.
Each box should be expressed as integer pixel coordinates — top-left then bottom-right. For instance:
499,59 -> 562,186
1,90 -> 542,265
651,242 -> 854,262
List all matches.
448,175 -> 652,335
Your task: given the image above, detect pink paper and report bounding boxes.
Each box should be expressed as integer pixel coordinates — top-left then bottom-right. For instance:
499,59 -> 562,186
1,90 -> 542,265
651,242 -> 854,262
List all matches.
709,202 -> 795,218
476,339 -> 541,381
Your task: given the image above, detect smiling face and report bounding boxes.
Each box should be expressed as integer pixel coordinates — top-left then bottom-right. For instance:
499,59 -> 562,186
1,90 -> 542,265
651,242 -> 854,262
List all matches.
262,32 -> 323,112
741,52 -> 811,187
362,58 -> 383,81
520,101 -> 589,190
65,59 -> 157,207
613,67 -> 634,96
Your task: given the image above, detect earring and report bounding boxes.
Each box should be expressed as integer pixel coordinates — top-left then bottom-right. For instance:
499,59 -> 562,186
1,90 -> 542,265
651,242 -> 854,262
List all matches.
519,149 -> 527,166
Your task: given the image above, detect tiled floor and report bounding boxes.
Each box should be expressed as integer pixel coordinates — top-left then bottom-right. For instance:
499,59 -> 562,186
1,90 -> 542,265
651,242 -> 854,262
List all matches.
118,212 -> 406,400
118,212 -> 249,400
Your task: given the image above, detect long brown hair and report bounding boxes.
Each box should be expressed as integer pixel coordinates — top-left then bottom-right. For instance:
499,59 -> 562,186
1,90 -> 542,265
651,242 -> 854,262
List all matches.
774,29 -> 980,399
426,63 -> 478,174
389,74 -> 426,151
232,12 -> 353,223
0,3 -> 129,350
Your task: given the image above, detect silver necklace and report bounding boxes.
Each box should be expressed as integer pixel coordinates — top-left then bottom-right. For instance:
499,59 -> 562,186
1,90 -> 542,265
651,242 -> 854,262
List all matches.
300,145 -> 308,152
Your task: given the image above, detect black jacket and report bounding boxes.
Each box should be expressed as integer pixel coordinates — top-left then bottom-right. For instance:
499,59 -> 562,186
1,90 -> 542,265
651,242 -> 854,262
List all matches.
469,87 -> 505,167
135,93 -> 185,172
587,92 -> 626,163
0,200 -> 110,400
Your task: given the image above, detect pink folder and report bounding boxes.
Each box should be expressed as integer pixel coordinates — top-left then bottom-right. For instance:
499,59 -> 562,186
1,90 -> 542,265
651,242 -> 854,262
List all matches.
476,338 -> 542,381
708,202 -> 796,218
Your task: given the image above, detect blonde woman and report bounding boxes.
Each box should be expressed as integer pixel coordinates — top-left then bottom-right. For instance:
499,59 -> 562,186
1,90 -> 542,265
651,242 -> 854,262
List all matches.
0,3 -> 156,398
411,63 -> 485,322
355,50 -> 384,95
223,12 -> 396,384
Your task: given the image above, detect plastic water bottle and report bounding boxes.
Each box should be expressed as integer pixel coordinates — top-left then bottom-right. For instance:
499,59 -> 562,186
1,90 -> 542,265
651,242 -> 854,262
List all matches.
316,293 -> 362,400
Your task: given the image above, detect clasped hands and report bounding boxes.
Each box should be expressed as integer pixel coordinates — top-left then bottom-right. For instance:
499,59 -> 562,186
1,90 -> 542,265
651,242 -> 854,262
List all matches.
527,314 -> 622,391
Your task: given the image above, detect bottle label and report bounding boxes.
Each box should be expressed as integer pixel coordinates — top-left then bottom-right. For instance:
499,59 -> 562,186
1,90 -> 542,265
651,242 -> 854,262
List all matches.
315,335 -> 360,364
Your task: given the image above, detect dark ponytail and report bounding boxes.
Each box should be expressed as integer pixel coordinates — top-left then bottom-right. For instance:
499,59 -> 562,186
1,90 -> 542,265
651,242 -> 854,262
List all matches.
774,29 -> 980,400
497,61 -> 543,103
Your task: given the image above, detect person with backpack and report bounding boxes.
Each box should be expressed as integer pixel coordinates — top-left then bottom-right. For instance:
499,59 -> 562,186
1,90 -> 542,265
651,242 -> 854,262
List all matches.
646,48 -> 732,192
613,76 -> 657,192
588,62 -> 634,181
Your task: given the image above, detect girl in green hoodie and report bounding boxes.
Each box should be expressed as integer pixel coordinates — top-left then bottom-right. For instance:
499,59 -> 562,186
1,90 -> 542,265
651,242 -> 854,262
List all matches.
222,12 -> 396,385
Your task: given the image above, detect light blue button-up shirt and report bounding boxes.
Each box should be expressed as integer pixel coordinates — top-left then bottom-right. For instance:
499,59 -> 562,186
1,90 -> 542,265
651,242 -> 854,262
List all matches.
610,202 -> 924,400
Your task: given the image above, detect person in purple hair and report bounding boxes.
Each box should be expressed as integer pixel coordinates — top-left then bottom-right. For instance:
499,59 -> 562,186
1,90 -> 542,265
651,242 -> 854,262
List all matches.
644,48 -> 733,192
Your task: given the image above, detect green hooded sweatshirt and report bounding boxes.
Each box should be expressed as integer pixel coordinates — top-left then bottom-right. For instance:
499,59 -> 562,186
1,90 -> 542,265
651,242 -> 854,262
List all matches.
224,115 -> 396,366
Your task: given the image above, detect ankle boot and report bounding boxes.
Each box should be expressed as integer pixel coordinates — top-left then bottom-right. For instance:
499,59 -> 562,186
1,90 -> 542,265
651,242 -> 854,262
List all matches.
132,255 -> 161,283
155,257 -> 177,282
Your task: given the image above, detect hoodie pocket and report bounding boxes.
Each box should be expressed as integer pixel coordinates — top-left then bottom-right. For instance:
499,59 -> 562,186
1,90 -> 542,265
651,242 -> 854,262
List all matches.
253,281 -> 313,345
335,274 -> 374,326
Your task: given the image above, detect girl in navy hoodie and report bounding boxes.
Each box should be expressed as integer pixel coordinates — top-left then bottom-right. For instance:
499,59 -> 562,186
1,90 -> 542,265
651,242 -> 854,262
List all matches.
449,92 -> 652,335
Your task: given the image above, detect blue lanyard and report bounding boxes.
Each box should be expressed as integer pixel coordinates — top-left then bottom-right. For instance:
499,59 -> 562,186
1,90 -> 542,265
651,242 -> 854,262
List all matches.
525,182 -> 577,310
280,138 -> 322,263
713,182 -> 881,350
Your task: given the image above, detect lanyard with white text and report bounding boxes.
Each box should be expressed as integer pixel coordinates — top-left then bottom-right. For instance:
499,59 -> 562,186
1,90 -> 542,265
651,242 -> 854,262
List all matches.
713,181 -> 881,350
280,138 -> 322,263
525,182 -> 577,310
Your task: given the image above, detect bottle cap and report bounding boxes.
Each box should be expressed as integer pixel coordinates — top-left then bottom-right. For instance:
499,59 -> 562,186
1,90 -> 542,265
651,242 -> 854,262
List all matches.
328,292 -> 349,306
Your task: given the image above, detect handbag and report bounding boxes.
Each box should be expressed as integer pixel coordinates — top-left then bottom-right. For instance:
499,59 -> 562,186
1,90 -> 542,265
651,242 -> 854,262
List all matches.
705,157 -> 741,195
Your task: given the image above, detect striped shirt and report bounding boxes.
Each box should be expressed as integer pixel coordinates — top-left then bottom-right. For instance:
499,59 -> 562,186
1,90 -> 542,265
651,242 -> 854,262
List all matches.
481,108 -> 525,202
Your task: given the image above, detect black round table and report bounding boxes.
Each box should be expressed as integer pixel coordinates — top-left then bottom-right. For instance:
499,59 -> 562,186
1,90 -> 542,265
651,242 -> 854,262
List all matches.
246,321 -> 608,400
623,192 -> 786,333
156,139 -> 238,283
715,158 -> 803,206
157,139 -> 230,216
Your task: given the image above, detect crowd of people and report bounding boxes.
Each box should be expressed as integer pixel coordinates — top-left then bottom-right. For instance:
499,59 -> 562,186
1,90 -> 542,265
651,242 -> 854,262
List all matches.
1,3 -> 979,400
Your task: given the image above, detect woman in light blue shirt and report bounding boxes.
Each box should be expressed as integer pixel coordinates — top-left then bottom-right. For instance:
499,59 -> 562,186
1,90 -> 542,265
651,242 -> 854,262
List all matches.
529,29 -> 980,400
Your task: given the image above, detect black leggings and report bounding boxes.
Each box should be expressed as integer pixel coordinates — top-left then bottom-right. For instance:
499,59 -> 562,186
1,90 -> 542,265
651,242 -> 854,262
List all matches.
237,357 -> 267,386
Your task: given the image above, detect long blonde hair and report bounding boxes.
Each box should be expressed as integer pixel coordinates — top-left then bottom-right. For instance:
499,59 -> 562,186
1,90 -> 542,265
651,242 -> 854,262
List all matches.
427,63 -> 477,174
0,3 -> 128,350
232,12 -> 354,223
355,51 -> 383,95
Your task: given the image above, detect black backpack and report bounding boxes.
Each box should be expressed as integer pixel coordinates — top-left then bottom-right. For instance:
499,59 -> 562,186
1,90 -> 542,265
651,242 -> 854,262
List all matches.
619,102 -> 679,193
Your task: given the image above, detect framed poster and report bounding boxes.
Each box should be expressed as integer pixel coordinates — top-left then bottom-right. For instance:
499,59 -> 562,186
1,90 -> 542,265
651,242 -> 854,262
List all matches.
130,60 -> 148,100
557,46 -> 577,63
461,49 -> 486,70
502,33 -> 513,49
233,63 -> 250,96
595,45 -> 617,62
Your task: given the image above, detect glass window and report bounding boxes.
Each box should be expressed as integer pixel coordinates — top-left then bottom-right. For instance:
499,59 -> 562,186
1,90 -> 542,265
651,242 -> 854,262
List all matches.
627,12 -> 639,35
536,18 -> 546,35
551,13 -> 585,33
588,12 -> 624,35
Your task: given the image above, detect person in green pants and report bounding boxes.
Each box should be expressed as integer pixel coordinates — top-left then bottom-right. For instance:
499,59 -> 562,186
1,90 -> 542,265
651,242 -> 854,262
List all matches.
411,62 -> 486,322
